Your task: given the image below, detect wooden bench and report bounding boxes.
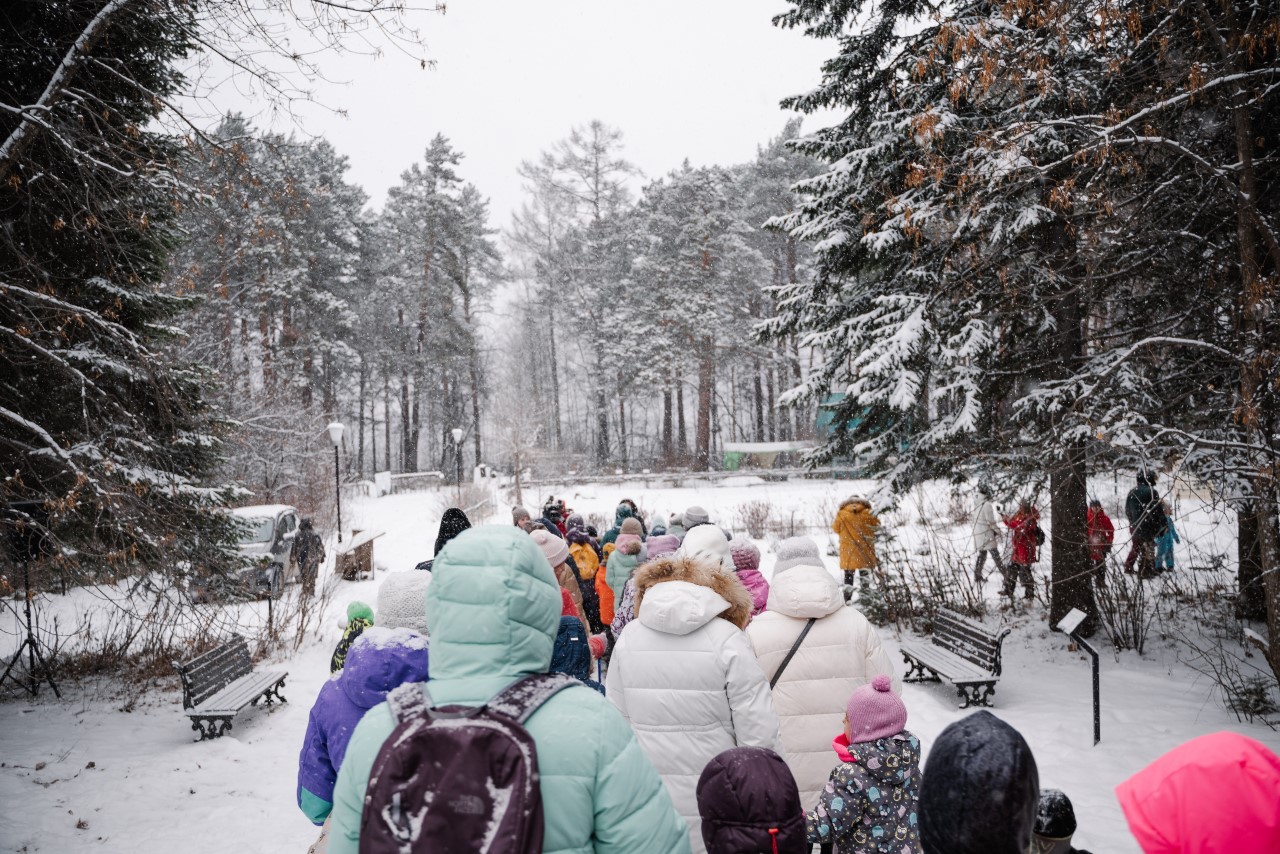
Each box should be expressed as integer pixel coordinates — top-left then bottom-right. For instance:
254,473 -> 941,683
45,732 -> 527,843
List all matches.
174,635 -> 288,740
900,608 -> 1011,708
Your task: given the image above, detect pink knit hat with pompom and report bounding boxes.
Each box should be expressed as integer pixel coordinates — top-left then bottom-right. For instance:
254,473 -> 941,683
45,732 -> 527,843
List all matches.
729,539 -> 760,573
846,675 -> 907,743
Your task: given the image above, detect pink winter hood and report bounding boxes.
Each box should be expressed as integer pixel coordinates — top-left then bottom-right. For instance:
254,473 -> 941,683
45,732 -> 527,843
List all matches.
1116,731 -> 1280,854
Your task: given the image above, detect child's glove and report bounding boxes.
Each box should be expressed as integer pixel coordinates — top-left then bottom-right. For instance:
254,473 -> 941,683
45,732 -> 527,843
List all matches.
588,633 -> 607,659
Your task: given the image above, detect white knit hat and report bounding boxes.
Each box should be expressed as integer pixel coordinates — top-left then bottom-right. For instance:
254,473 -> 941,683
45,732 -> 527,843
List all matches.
679,524 -> 735,572
375,571 -> 432,636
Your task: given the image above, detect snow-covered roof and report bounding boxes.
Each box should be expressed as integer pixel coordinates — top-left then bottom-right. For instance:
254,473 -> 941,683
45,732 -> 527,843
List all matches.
230,504 -> 296,519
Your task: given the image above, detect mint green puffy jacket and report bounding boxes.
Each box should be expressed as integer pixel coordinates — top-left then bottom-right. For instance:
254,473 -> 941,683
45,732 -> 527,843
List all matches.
327,526 -> 690,854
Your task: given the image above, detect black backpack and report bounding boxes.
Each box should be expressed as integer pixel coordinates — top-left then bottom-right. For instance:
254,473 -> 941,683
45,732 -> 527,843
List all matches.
359,673 -> 577,854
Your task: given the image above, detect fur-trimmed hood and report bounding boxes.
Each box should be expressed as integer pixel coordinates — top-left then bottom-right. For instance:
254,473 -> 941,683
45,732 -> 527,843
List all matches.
633,555 -> 753,631
840,496 -> 872,511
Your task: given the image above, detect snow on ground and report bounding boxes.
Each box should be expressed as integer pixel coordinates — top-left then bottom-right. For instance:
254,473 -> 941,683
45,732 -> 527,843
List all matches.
1,476 -> 1276,853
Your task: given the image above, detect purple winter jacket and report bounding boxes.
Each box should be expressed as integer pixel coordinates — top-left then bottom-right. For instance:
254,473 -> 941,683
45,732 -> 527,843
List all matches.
296,627 -> 429,824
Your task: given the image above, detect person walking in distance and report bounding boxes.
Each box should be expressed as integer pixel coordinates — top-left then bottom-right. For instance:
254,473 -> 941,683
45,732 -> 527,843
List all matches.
1123,471 -> 1166,579
832,496 -> 880,599
1086,499 -> 1114,588
293,517 -> 326,598
972,484 -> 1004,586
1003,500 -> 1041,603
1154,500 -> 1180,574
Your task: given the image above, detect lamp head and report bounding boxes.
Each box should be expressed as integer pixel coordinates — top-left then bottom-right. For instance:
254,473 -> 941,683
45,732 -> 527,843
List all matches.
450,427 -> 464,444
327,422 -> 344,446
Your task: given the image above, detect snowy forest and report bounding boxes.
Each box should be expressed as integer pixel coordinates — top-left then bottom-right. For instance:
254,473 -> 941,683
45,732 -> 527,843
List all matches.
2,0 -> 1280,849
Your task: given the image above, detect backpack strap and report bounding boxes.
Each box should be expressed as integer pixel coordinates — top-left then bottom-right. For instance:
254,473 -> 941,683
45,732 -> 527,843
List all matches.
770,618 -> 817,689
487,673 -> 579,725
386,681 -> 430,724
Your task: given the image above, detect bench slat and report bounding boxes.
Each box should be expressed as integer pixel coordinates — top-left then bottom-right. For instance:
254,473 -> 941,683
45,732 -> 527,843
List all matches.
191,670 -> 286,715
901,644 -> 994,682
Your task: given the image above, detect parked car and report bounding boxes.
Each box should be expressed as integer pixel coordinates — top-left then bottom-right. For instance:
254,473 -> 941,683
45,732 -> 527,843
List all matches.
230,504 -> 301,599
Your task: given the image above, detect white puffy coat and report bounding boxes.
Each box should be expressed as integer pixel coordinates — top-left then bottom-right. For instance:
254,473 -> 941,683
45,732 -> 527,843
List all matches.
746,563 -> 899,807
974,498 -> 1002,552
607,559 -> 783,854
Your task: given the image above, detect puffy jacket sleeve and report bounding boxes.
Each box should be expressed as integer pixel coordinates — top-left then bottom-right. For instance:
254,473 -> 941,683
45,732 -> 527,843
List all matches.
326,702 -> 397,854
604,645 -> 629,722
720,629 -> 784,756
296,701 -> 336,825
592,699 -> 692,854
860,620 -> 902,694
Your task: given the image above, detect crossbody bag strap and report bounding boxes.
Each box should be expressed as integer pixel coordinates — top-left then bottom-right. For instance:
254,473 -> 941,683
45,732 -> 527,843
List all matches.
770,618 -> 817,690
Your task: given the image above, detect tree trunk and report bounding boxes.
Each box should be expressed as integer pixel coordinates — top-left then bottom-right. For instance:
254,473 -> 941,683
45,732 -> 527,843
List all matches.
595,385 -> 610,466
695,337 -> 714,470
676,366 -> 688,460
662,387 -> 673,466
548,303 -> 562,450
357,355 -> 367,475
766,368 -> 777,442
1238,505 -> 1268,620
753,359 -> 765,441
1045,212 -> 1095,635
617,384 -> 628,469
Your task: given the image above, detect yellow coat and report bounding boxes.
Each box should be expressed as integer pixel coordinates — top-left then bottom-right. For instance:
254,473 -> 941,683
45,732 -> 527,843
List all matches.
568,542 -> 600,580
833,500 -> 880,570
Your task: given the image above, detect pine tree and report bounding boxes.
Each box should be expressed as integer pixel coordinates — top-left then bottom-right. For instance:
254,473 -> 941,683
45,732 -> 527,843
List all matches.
0,1 -> 240,580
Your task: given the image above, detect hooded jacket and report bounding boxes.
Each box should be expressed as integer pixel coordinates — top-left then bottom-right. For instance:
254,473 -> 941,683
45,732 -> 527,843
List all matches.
974,498 -> 1002,553
327,526 -> 690,854
1086,507 -> 1115,562
567,529 -> 602,580
805,732 -> 923,854
602,503 -> 637,547
606,556 -> 784,854
1116,731 -> 1280,854
1006,508 -> 1041,565
696,746 -> 808,854
611,535 -> 682,637
296,627 -> 429,824
918,711 -> 1039,854
746,560 -> 900,806
605,537 -> 644,600
550,615 -> 604,694
1125,481 -> 1167,541
833,499 -> 880,571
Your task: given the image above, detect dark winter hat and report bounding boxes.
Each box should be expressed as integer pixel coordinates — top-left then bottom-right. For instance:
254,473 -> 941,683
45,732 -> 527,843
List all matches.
1136,470 -> 1155,485
299,516 -> 314,530
696,746 -> 808,854
1033,789 -> 1077,840
919,711 -> 1040,854
846,674 -> 907,743
729,539 -> 760,574
1088,498 -> 1103,509
550,615 -> 591,683
433,507 -> 471,557
773,536 -> 822,575
566,513 -> 586,532
977,482 -> 993,498
684,505 -> 711,527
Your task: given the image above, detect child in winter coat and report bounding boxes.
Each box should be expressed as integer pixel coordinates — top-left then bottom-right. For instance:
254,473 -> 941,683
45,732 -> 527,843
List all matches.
550,615 -> 605,694
600,519 -> 645,624
806,675 -> 922,853
729,539 -> 769,616
611,534 -> 681,637
1086,500 -> 1114,588
696,746 -> 808,854
1003,500 -> 1041,602
1154,500 -> 1179,573
329,601 -> 373,673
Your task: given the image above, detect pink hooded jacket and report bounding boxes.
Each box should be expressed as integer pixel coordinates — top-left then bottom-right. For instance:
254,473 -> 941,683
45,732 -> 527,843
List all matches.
1116,731 -> 1280,853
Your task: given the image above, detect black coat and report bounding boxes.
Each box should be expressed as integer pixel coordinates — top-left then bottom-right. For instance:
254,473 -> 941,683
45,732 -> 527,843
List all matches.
919,711 -> 1040,854
696,747 -> 808,854
1124,484 -> 1166,540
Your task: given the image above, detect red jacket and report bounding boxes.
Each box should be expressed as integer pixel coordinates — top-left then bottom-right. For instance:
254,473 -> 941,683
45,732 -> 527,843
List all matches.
1005,509 -> 1039,565
1087,508 -> 1115,561
1117,731 -> 1280,853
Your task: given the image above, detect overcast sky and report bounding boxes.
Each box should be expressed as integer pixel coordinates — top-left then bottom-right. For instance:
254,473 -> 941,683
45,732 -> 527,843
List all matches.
218,0 -> 836,228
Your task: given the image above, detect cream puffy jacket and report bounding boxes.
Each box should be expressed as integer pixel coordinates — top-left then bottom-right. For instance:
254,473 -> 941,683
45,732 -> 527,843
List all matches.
746,563 -> 900,807
607,559 -> 784,854
973,498 -> 1002,552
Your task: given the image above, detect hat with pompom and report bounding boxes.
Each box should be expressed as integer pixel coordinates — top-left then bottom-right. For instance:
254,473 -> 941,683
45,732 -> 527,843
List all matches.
846,675 -> 907,743
730,539 -> 761,574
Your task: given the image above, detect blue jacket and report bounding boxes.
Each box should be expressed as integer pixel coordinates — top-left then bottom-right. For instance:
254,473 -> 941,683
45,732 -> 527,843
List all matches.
328,526 -> 689,854
296,627 -> 429,824
551,616 -> 604,693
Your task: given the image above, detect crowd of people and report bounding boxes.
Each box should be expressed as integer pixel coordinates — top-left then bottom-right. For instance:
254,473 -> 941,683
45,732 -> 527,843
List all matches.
293,492 -> 1278,854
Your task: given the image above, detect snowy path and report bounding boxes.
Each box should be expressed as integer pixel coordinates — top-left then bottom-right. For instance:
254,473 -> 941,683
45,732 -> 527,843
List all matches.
1,479 -> 1276,852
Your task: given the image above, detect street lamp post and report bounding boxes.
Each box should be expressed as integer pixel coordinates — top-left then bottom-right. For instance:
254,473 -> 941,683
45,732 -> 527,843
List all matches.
451,427 -> 464,506
327,422 -> 345,543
